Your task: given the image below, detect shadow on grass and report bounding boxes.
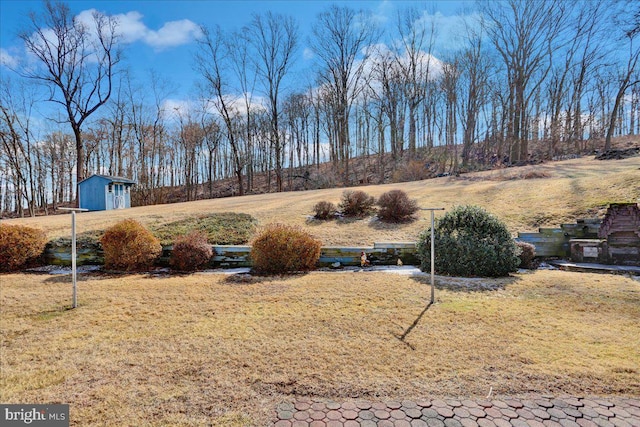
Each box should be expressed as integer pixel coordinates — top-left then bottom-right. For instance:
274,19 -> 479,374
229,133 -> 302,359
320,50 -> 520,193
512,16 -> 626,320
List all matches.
395,274 -> 521,349
304,215 -> 364,226
394,302 -> 433,350
41,269 -> 171,284
367,216 -> 417,231
409,273 -> 521,293
222,271 -> 311,285
28,305 -> 76,320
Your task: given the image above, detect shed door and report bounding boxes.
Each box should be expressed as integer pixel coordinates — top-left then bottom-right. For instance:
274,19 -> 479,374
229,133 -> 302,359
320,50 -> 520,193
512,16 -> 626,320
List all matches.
113,184 -> 125,209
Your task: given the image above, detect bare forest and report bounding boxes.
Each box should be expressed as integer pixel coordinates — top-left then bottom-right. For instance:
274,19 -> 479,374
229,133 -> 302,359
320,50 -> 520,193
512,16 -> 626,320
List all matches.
1,0 -> 639,217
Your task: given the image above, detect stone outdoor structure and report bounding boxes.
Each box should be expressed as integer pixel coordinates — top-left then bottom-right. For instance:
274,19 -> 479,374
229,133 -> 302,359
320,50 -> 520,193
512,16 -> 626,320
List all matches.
517,202 -> 640,266
569,203 -> 640,265
597,202 -> 640,264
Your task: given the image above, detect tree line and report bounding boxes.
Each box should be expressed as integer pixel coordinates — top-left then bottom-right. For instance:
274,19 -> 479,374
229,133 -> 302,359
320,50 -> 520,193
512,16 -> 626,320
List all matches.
1,0 -> 639,216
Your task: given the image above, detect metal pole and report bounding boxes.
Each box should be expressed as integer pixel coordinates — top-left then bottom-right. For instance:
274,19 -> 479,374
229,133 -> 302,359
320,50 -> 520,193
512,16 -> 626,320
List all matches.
431,210 -> 435,304
420,207 -> 444,304
71,211 -> 77,308
59,207 -> 88,309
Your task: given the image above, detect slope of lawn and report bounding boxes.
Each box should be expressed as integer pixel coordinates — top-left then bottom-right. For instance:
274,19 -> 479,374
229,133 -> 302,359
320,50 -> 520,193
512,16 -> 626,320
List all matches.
4,155 -> 639,246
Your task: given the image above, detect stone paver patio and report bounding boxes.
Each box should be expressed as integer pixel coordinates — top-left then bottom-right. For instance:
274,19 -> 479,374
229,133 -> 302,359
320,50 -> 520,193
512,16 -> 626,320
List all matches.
274,396 -> 640,427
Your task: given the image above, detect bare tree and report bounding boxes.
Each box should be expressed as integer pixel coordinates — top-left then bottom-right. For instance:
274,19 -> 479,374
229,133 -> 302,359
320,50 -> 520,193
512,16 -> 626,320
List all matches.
174,113 -> 205,201
310,5 -> 380,184
441,60 -> 459,170
369,45 -> 405,160
228,30 -> 258,193
19,0 -> 120,201
244,12 -> 298,192
458,18 -> 491,168
604,2 -> 640,150
0,79 -> 38,216
395,7 -> 437,155
482,0 -> 565,163
195,26 -> 246,195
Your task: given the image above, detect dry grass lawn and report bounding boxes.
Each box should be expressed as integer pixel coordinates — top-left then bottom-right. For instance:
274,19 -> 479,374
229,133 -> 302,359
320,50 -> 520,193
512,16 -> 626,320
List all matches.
3,156 -> 639,245
1,269 -> 638,426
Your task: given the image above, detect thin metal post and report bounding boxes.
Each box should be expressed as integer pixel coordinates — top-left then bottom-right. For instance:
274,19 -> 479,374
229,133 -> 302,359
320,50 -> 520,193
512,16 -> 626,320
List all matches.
430,210 -> 435,304
71,211 -> 77,308
59,207 -> 88,309
420,207 -> 445,304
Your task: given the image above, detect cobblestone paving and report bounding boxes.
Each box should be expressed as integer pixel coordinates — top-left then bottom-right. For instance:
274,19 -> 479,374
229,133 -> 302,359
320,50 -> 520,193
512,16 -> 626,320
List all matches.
274,396 -> 640,427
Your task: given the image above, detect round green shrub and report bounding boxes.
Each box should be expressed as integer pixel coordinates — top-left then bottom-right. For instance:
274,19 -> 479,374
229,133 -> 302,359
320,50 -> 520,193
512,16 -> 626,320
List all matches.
338,190 -> 376,217
170,231 -> 213,271
416,205 -> 520,277
377,189 -> 419,222
0,224 -> 47,272
250,223 -> 321,274
101,219 -> 162,271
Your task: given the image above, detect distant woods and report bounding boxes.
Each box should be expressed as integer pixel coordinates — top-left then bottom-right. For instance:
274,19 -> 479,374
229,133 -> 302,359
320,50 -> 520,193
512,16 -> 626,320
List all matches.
1,0 -> 640,216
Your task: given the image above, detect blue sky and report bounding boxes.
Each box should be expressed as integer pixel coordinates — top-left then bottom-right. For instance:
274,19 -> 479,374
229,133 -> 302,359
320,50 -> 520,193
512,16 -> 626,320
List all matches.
1,0 -> 473,111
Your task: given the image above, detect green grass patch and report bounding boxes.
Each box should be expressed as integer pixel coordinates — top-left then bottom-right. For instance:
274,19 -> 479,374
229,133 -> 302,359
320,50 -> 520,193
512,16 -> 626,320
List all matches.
150,212 -> 257,245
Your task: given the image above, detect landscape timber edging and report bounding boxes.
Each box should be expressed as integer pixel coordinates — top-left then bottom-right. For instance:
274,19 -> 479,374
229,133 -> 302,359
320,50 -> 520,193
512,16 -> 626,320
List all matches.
45,242 -> 420,268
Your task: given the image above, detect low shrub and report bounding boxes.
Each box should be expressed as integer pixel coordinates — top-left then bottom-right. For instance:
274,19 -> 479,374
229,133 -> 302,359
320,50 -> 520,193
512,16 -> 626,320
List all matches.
313,201 -> 337,220
170,231 -> 213,271
377,189 -> 419,222
101,219 -> 162,271
250,223 -> 321,274
151,213 -> 257,246
416,205 -> 520,277
516,241 -> 537,269
0,224 -> 47,272
338,190 -> 376,218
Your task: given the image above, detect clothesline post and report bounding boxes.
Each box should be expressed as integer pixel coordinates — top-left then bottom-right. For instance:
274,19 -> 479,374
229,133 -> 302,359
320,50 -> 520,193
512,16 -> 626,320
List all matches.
421,208 -> 445,304
58,207 -> 89,309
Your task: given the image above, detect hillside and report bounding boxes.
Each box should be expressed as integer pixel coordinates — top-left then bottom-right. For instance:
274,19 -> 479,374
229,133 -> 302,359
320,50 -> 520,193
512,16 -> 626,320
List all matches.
4,154 -> 638,246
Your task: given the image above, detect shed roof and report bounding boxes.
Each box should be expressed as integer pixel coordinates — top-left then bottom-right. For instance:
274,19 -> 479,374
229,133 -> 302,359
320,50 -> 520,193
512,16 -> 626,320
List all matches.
79,174 -> 136,185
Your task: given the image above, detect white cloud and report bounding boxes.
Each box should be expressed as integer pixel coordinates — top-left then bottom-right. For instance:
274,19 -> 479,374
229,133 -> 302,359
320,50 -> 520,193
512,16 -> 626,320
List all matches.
371,0 -> 394,26
112,11 -> 203,50
161,93 -> 267,122
303,47 -> 315,61
0,48 -> 19,68
416,11 -> 485,52
77,9 -> 203,50
108,11 -> 148,44
161,98 -> 193,118
143,19 -> 203,49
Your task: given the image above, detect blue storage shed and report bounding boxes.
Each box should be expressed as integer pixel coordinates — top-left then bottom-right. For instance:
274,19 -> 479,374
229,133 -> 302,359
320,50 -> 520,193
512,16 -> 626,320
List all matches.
78,175 -> 136,211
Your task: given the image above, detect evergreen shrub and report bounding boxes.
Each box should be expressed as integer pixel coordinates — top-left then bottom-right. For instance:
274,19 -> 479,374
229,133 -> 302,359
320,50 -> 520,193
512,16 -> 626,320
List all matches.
416,205 -> 520,277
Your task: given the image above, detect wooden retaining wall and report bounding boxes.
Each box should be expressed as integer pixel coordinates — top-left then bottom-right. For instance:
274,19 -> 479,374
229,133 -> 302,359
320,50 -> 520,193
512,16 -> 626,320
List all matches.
516,219 -> 601,257
45,242 -> 419,268
46,217 -> 609,267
